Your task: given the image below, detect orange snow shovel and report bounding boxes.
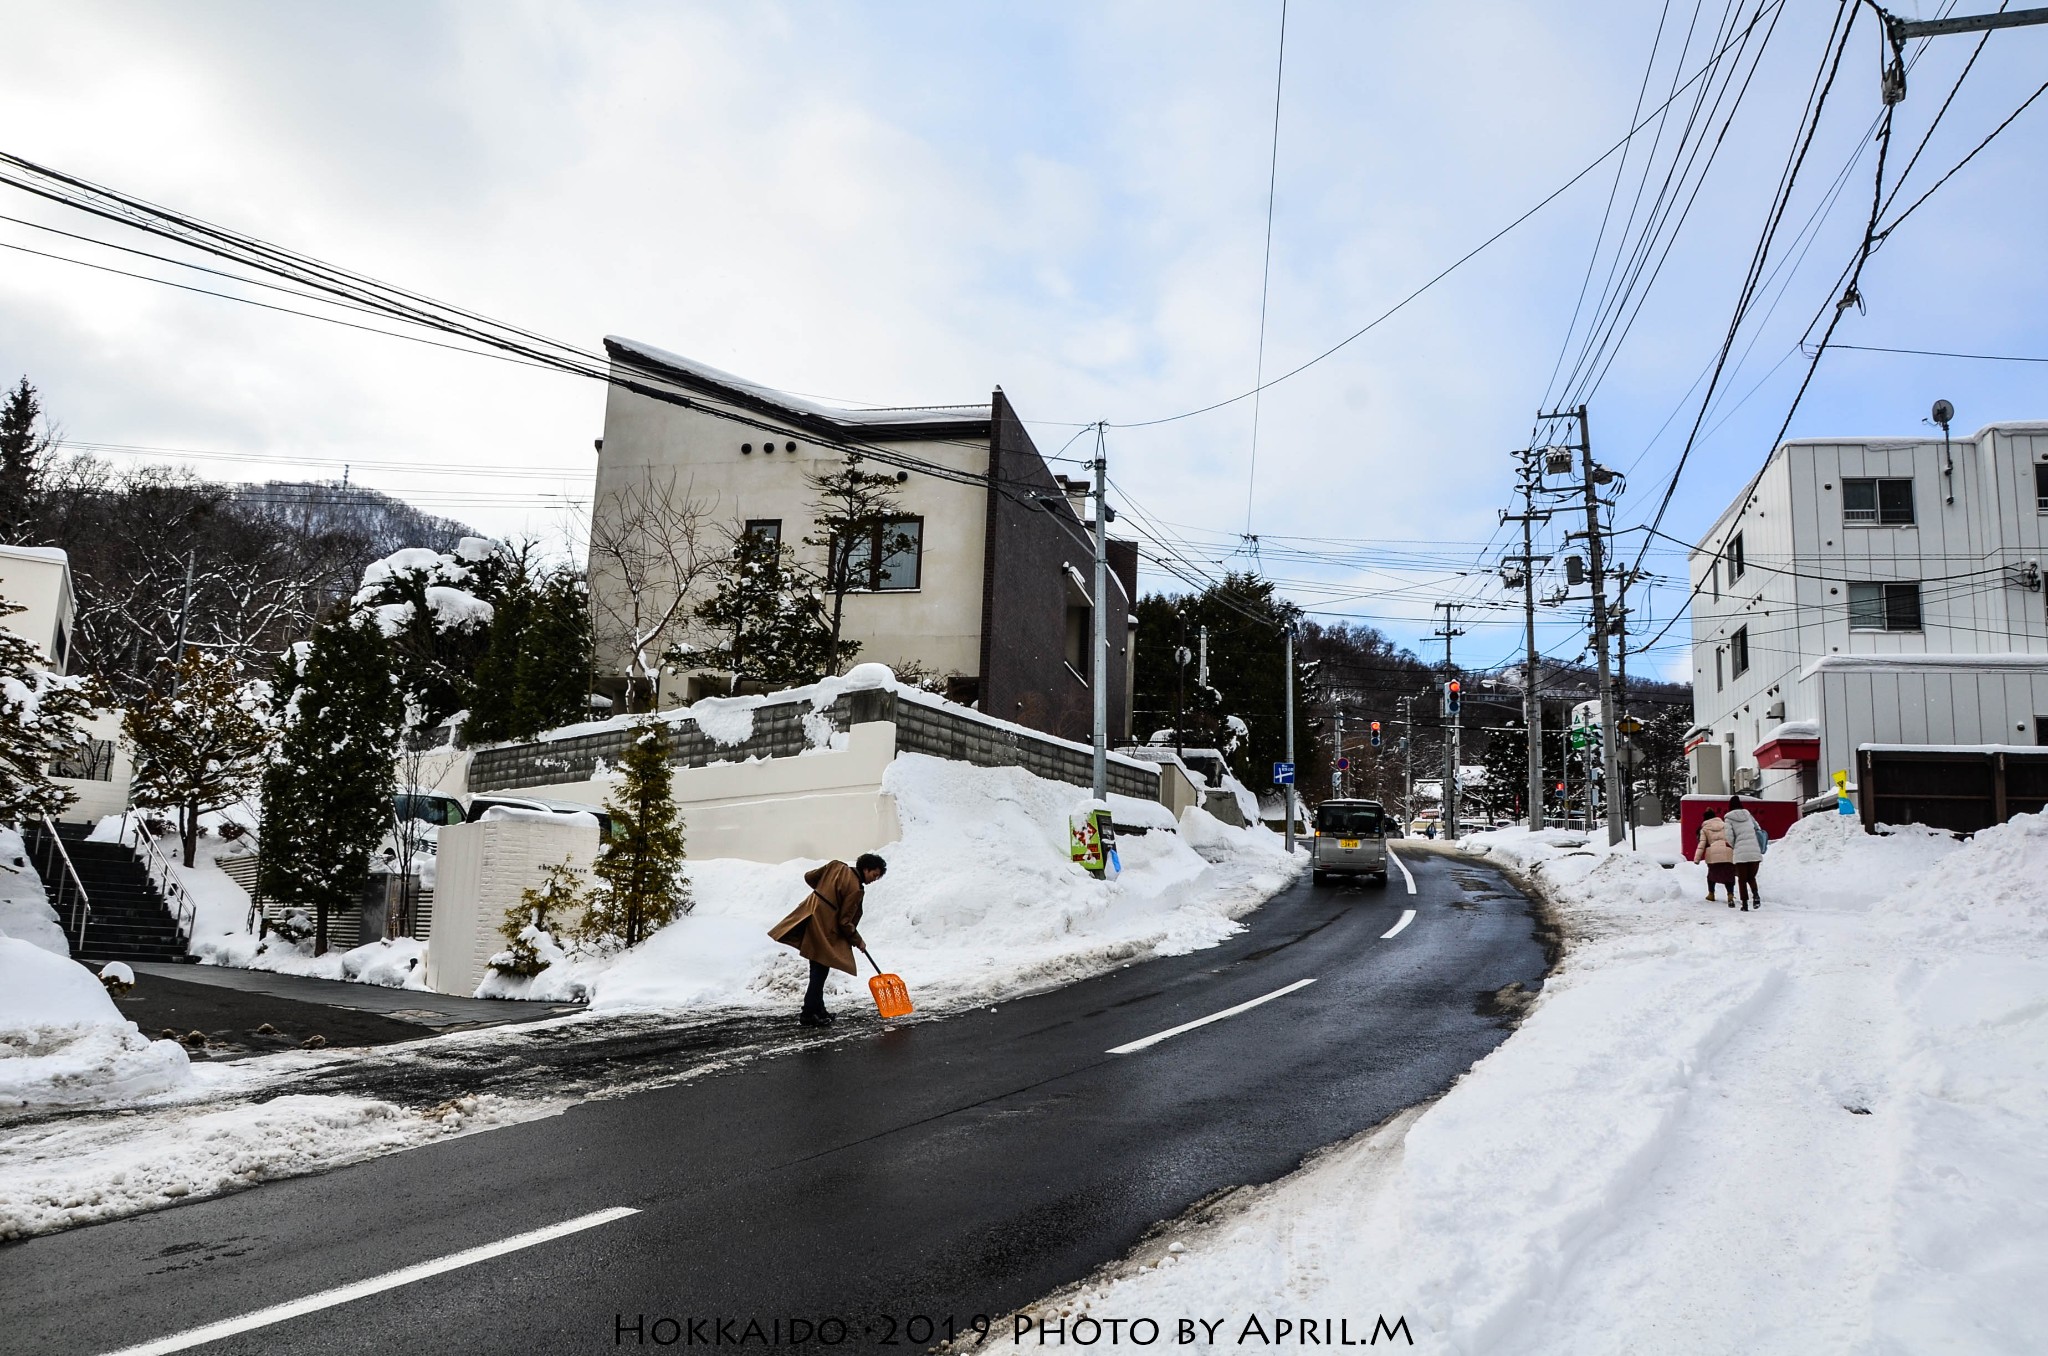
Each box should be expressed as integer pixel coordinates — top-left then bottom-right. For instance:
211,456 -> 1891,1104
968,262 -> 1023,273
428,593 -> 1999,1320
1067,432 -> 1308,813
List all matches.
860,947 -> 914,1019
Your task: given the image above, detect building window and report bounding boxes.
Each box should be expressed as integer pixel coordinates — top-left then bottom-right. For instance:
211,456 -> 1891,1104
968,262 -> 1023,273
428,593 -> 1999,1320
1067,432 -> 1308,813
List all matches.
743,518 -> 782,545
1848,581 -> 1923,631
1710,560 -> 1720,602
1715,647 -> 1724,692
1065,603 -> 1091,682
1843,477 -> 1915,525
49,738 -> 115,782
1730,626 -> 1750,678
1726,532 -> 1745,582
2035,463 -> 2047,513
844,517 -> 922,591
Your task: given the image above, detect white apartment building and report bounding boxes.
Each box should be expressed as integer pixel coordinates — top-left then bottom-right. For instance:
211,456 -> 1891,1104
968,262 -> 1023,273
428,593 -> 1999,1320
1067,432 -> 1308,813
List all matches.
0,542 -> 131,820
1688,421 -> 2048,804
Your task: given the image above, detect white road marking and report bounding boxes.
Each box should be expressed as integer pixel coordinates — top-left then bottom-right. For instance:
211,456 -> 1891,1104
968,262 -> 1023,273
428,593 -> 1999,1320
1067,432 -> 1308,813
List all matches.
1381,909 -> 1417,940
1107,978 -> 1318,1055
101,1207 -> 640,1356
1387,849 -> 1416,894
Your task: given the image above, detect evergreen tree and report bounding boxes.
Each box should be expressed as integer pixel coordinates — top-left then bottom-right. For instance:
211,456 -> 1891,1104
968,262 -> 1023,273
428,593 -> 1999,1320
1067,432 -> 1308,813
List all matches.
0,377 -> 53,541
804,457 -> 911,675
691,527 -> 835,691
514,568 -> 594,735
0,594 -> 96,821
490,859 -> 585,977
259,614 -> 402,954
124,647 -> 274,866
464,566 -> 535,743
579,722 -> 690,949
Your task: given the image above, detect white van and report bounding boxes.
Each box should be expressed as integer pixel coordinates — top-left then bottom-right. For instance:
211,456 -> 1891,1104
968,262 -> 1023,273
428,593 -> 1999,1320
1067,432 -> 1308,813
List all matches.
1312,799 -> 1390,887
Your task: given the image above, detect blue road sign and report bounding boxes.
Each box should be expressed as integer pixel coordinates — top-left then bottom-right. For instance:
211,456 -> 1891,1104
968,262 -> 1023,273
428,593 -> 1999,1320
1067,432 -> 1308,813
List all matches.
1273,762 -> 1295,785
1335,757 -> 1351,771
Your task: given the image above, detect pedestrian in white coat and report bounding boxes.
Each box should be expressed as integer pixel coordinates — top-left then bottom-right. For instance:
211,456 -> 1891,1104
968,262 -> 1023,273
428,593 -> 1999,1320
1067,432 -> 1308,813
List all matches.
1723,796 -> 1767,911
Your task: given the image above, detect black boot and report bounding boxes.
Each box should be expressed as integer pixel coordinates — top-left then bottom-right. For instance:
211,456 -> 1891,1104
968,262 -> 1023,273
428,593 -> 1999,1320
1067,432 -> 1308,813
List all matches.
799,1009 -> 829,1028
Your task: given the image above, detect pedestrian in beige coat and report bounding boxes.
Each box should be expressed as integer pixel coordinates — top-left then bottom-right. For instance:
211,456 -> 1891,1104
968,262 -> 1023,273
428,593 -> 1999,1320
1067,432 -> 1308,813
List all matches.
769,853 -> 887,1026
1698,811 -> 1735,904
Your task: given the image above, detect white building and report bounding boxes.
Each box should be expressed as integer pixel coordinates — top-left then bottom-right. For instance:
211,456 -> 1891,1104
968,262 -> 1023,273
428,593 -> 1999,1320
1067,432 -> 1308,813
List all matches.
0,543 -> 131,821
1687,422 -> 2048,803
588,337 -> 1139,745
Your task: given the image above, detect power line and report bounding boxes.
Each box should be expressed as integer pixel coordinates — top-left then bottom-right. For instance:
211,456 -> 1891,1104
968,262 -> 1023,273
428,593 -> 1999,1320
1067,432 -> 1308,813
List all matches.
1243,0 -> 1288,537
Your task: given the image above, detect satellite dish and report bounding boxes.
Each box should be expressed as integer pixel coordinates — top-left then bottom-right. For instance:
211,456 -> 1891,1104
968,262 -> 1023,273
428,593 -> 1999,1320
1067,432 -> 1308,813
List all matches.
1932,399 -> 1954,427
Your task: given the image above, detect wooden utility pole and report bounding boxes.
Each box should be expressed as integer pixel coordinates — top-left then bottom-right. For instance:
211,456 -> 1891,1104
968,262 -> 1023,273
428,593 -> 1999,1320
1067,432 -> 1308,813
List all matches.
1433,601 -> 1464,840
1500,450 -> 1551,831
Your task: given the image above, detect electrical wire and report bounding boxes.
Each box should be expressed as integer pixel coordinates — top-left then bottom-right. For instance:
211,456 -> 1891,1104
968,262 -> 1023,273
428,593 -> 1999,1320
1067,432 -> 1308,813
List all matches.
1242,0 -> 1288,537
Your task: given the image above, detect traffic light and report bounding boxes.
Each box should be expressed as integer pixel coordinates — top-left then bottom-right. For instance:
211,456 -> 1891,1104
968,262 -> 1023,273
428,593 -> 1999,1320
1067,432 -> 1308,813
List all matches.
1369,720 -> 1382,747
1445,680 -> 1462,715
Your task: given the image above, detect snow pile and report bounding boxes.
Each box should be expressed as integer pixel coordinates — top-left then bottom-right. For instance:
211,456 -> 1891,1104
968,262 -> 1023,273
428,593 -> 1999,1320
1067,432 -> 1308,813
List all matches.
484,753 -> 1301,1011
0,937 -> 191,1110
1044,813 -> 2048,1350
354,543 -> 495,638
197,933 -> 431,990
0,827 -> 69,957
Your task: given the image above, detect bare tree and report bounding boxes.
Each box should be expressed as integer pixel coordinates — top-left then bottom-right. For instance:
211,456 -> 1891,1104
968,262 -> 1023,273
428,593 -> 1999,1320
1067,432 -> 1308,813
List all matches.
804,456 -> 913,676
584,470 -> 717,712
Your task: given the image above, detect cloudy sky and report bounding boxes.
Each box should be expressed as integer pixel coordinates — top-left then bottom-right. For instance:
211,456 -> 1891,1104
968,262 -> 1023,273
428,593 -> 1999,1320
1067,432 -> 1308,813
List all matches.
4,1 -> 2044,677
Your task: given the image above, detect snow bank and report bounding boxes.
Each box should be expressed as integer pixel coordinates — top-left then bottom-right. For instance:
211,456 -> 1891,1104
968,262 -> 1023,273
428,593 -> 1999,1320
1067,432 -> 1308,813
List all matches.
197,934 -> 431,991
485,753 -> 1301,1011
0,827 -> 69,957
1046,813 -> 2048,1349
0,938 -> 191,1110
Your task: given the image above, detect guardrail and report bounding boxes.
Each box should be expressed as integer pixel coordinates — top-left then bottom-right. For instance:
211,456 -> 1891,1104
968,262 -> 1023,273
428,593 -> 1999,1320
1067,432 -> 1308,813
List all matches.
30,816 -> 92,955
122,814 -> 199,949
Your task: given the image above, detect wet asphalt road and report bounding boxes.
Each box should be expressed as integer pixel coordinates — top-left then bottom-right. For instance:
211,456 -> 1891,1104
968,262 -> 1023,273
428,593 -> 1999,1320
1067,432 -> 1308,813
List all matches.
1,847 -> 1548,1356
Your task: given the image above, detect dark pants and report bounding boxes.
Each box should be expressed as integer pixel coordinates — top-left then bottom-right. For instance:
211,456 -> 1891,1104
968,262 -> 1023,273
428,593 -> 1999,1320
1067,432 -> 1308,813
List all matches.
1735,861 -> 1761,903
804,961 -> 830,1016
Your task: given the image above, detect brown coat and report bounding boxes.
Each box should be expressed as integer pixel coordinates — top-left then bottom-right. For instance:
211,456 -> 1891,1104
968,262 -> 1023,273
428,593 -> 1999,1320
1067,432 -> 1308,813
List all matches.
768,861 -> 866,975
1697,816 -> 1734,865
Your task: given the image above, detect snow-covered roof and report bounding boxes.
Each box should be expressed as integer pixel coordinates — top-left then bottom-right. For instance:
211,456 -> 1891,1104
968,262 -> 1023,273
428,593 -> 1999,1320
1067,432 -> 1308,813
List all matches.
1760,720 -> 1820,744
0,544 -> 69,565
1802,652 -> 2048,680
605,337 -> 989,437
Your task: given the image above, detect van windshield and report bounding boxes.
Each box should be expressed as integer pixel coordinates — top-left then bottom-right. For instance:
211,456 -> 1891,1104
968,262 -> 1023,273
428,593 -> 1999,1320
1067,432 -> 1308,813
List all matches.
1317,804 -> 1385,835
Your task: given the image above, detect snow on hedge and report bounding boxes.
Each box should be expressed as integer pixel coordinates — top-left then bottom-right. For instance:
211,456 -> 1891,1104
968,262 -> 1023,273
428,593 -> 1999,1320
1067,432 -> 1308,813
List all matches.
482,752 -> 1301,1010
1037,813 -> 2048,1350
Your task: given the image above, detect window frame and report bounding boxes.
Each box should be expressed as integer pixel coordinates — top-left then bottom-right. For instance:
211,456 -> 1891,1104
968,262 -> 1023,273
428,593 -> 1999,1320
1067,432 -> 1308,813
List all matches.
1843,476 -> 1916,526
1730,626 -> 1750,679
1726,532 -> 1746,582
2034,463 -> 2048,514
1848,581 -> 1924,632
743,518 -> 783,546
842,515 -> 924,592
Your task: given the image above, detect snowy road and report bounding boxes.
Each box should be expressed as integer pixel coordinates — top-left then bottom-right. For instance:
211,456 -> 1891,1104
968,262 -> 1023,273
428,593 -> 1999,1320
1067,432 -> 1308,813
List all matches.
2,849 -> 1547,1356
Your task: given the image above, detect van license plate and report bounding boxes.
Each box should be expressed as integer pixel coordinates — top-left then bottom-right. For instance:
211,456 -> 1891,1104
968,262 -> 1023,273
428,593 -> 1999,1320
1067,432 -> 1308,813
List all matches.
1339,839 -> 1360,849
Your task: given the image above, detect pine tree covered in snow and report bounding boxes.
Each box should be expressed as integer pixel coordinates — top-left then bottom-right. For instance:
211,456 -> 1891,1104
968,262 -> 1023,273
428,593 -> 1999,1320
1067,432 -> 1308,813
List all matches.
579,723 -> 690,948
690,526 -> 835,691
805,457 -> 913,676
123,647 -> 274,866
354,539 -> 505,730
490,859 -> 584,977
259,614 -> 401,954
0,594 -> 95,821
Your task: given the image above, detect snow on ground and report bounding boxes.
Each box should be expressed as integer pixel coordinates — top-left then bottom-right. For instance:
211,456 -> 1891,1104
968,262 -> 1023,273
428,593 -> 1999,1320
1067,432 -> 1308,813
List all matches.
1023,812 -> 2048,1353
0,936 -> 193,1113
197,931 -> 432,990
0,1090 -> 537,1241
0,826 -> 69,956
484,753 -> 1301,1012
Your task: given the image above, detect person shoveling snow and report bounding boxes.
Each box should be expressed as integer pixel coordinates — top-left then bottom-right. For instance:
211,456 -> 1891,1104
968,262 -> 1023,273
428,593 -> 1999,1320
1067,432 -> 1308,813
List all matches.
768,853 -> 887,1027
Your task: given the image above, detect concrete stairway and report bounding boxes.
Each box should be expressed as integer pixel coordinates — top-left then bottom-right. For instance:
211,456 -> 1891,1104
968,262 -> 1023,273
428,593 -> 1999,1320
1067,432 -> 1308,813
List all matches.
28,821 -> 191,962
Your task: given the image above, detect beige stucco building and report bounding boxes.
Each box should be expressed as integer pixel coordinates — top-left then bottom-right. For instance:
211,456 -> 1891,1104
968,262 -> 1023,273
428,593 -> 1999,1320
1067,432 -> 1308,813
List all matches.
587,338 -> 1138,745
0,543 -> 130,821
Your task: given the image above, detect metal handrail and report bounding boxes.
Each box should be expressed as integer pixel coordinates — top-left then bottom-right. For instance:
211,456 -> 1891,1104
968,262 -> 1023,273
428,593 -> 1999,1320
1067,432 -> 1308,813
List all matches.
34,816 -> 93,955
122,814 -> 198,949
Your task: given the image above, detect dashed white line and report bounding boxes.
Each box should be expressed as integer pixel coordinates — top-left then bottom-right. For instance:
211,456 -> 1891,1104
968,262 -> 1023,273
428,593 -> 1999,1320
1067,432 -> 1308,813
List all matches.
1381,909 -> 1417,939
1387,849 -> 1416,895
1107,978 -> 1319,1055
101,1207 -> 641,1356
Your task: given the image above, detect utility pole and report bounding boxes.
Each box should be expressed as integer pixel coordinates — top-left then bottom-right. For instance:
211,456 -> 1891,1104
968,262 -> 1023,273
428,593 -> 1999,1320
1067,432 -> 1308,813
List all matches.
1501,450 -> 1551,832
1091,427 -> 1109,802
1333,712 -> 1345,799
1398,694 -> 1416,829
1545,402 -> 1626,846
1614,566 -> 1638,848
1433,601 -> 1465,841
1283,624 -> 1298,854
170,547 -> 197,694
